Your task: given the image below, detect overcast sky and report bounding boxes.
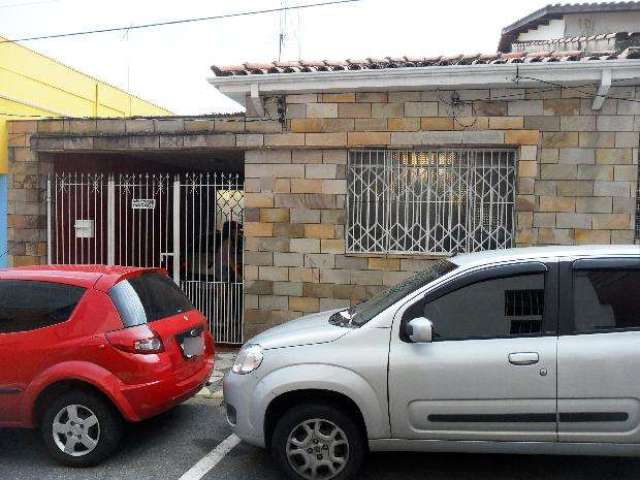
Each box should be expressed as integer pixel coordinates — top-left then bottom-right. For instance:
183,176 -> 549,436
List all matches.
1,0 -> 558,115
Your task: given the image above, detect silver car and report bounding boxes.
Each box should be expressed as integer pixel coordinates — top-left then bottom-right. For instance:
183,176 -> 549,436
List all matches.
224,245 -> 640,480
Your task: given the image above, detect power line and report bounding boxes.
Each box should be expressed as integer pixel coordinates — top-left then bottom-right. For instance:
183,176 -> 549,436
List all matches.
0,0 -> 362,44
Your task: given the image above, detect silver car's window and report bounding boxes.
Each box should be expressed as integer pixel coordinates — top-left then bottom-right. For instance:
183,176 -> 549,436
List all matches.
574,269 -> 640,333
405,273 -> 545,341
331,259 -> 457,327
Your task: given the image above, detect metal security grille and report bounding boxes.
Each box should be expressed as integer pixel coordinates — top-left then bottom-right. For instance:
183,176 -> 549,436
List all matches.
346,149 -> 517,255
48,172 -> 244,344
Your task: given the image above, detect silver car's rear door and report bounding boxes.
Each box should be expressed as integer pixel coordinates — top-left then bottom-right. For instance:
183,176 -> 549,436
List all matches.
389,261 -> 559,442
558,257 -> 640,443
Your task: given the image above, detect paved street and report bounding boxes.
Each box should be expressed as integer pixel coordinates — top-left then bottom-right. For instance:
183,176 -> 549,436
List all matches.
2,394 -> 640,480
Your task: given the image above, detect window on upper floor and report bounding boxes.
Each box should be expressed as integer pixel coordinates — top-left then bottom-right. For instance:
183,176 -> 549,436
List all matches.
346,149 -> 517,255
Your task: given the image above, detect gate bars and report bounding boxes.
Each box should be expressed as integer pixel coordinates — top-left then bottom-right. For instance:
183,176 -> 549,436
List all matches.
47,172 -> 245,344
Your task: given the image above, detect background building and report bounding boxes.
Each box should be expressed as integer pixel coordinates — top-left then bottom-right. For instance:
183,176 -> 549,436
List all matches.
0,35 -> 170,265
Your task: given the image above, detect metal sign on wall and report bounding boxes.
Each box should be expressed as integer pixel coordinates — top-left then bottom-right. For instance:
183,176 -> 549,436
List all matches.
131,198 -> 156,210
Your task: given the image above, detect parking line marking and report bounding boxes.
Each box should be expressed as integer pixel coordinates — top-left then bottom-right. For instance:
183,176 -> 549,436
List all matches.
179,434 -> 241,480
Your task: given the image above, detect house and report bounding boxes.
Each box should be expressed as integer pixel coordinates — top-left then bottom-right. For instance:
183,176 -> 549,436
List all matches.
0,34 -> 170,265
5,2 -> 640,342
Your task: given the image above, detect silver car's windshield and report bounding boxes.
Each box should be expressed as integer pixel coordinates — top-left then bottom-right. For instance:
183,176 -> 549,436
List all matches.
330,259 -> 457,327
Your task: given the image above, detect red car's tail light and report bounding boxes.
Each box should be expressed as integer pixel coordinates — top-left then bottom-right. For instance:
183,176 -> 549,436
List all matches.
106,325 -> 165,354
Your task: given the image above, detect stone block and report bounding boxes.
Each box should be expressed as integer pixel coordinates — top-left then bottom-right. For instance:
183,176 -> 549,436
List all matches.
155,118 -> 184,133
289,296 -> 320,313
236,134 -> 264,148
561,116 -> 596,131
519,177 -> 536,194
289,267 -> 320,283
290,238 -> 321,253
320,299 -> 351,311
287,94 -> 318,104
335,255 -> 368,270
96,119 -> 126,134
291,150 -> 322,164
291,179 -> 323,194
594,181 -> 631,197
245,251 -> 273,266
245,193 -> 274,208
260,208 -> 289,223
543,98 -> 580,115
306,164 -> 337,179
473,101 -> 508,116
559,148 -> 595,164
388,91 -> 421,102
356,92 -> 387,102
159,135 -> 185,149
350,270 -> 383,286
505,130 -> 539,145
557,181 -> 593,196
285,104 -> 306,119
540,149 -> 559,163
129,135 -> 160,149
322,180 -> 347,194
615,132 -> 640,148
461,130 -> 505,144
524,116 -> 560,131
322,93 -> 356,103
275,193 -> 337,209
578,165 -> 614,181
576,197 -> 612,213
520,145 -> 538,161
305,224 -> 335,239
264,133 -> 306,147
259,295 -> 289,311
184,119 -> 214,132
338,103 -> 372,119
291,119 -> 353,133
597,116 -> 634,131
556,213 -> 591,229
323,150 -> 348,164
543,132 -> 579,148
613,197 -> 635,214
304,254 -> 335,269
274,252 -> 304,267
305,133 -> 348,147
420,117 -> 454,130
579,132 -> 615,148
354,119 -> 387,131
592,214 -> 633,230
63,137 -> 94,150
539,196 -> 576,213
245,150 -> 291,164
368,257 -> 400,271
453,117 -> 490,130
538,228 -> 575,245
273,282 -> 303,297
614,165 -> 637,181
533,213 -> 556,227
259,266 -> 289,282
214,119 -> 246,132
291,209 -> 321,224
273,224 -> 305,238
508,100 -> 544,116
404,102 -> 438,117
347,132 -> 391,146
489,117 -> 524,129
575,229 -> 611,244
611,230 -> 635,244
303,283 -> 334,298
37,119 -> 64,134
596,148 -> 633,164
245,164 -> 305,179
321,239 -> 346,254
372,103 -> 404,118
245,222 -> 273,237
388,118 -> 419,131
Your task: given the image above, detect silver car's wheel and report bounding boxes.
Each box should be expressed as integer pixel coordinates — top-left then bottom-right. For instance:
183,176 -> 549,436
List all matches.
51,404 -> 101,457
285,418 -> 350,480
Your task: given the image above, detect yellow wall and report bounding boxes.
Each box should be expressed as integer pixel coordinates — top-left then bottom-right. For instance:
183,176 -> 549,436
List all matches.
0,35 -> 172,173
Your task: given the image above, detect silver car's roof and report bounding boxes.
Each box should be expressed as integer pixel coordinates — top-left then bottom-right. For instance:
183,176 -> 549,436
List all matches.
451,245 -> 640,269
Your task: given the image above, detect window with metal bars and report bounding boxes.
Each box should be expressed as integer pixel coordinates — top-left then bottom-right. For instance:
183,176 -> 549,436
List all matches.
346,149 -> 517,255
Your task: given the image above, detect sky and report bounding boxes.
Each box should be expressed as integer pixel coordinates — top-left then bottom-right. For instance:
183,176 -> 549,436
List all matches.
0,0 -> 559,115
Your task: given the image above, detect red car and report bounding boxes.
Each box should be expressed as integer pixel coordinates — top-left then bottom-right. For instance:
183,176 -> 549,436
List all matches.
0,265 -> 215,466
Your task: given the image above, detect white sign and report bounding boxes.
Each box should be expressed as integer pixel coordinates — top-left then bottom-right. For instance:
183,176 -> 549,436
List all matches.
74,219 -> 95,239
132,199 -> 156,210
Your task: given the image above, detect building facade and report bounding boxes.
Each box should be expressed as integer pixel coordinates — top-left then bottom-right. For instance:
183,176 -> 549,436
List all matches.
5,3 -> 640,342
0,35 -> 170,265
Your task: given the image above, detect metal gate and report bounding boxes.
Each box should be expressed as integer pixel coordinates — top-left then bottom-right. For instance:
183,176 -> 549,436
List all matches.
47,172 -> 244,344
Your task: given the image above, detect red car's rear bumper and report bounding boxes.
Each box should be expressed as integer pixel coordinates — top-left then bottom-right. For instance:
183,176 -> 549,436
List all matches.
118,355 -> 214,422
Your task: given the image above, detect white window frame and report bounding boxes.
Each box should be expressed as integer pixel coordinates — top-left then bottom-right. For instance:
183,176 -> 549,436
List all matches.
346,148 -> 517,256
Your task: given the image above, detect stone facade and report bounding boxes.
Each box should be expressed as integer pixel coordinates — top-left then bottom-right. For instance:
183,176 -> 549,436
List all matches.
6,85 -> 640,340
242,87 -> 639,337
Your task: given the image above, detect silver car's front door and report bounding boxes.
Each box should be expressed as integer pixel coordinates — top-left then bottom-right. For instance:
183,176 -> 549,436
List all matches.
389,262 -> 558,442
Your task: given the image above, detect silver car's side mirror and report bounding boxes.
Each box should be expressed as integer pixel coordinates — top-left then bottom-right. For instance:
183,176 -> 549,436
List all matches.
407,317 -> 433,343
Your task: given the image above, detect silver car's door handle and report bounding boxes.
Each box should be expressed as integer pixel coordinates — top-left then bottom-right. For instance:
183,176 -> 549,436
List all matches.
508,352 -> 539,366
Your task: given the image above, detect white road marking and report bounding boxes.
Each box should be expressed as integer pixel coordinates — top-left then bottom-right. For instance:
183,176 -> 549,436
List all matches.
179,433 -> 241,480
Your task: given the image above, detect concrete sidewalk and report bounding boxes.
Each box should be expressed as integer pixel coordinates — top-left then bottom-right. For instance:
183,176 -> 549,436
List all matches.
198,351 -> 237,401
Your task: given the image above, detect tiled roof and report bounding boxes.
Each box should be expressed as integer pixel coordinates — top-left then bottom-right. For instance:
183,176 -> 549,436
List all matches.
210,47 -> 640,77
499,2 -> 640,52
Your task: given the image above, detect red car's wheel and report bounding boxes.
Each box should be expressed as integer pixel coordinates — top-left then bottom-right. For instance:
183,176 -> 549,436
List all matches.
41,390 -> 123,467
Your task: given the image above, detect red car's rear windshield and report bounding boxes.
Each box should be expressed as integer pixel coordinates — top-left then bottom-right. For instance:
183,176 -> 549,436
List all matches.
109,273 -> 194,327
